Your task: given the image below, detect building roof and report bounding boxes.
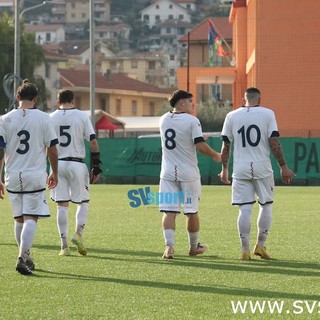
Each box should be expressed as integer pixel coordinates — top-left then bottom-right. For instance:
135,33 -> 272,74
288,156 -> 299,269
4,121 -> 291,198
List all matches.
179,17 -> 232,42
95,23 -> 130,32
59,69 -> 170,95
24,24 -> 64,32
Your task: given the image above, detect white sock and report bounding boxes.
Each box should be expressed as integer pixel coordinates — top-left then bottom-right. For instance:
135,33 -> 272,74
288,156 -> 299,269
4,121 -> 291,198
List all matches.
238,204 -> 253,252
188,231 -> 199,249
163,229 -> 174,247
19,219 -> 37,261
14,221 -> 23,247
257,203 -> 272,248
57,206 -> 68,249
75,202 -> 89,235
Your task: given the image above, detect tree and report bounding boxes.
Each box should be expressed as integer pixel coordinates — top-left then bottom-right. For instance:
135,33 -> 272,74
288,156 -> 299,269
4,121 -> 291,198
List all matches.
0,12 -> 45,114
197,99 -> 231,132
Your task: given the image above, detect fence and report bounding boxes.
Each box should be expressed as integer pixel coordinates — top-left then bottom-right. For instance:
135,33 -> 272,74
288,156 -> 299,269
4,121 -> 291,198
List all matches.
85,137 -> 320,186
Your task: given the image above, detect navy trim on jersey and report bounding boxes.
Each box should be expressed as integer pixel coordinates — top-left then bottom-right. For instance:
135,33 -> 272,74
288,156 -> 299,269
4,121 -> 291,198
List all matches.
7,188 -> 46,194
90,133 -> 96,140
0,136 -> 6,148
160,210 -> 180,214
232,200 -> 256,206
258,200 -> 274,205
221,135 -> 230,142
194,137 -> 205,144
50,138 -> 59,147
270,131 -> 280,137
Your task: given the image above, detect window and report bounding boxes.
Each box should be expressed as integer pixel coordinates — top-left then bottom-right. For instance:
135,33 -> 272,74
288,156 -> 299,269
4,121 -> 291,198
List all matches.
155,15 -> 160,22
156,5 -> 159,9
211,84 -> 222,101
71,3 -> 75,8
170,55 -> 175,61
166,27 -> 171,34
131,60 -> 138,69
45,64 -> 50,78
81,13 -> 86,19
149,61 -> 155,70
149,102 -> 155,116
100,98 -> 106,111
186,4 -> 191,10
179,15 -> 183,20
46,33 -> 51,42
169,4 -> 172,9
116,99 -> 121,115
170,69 -> 175,77
143,14 -> 149,22
168,15 -> 173,20
132,100 -> 137,115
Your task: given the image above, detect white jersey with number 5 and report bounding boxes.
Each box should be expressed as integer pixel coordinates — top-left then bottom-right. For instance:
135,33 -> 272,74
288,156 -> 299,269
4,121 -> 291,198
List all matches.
160,112 -> 203,182
221,106 -> 279,179
50,109 -> 95,159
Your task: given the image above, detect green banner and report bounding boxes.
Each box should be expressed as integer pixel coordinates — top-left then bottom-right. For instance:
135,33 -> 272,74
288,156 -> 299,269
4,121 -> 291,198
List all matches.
85,137 -> 320,185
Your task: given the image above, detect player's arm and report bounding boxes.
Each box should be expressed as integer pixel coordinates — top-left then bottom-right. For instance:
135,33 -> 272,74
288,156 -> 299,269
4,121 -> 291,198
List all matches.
47,143 -> 58,189
90,137 -> 101,184
269,136 -> 294,184
219,137 -> 231,184
0,146 -> 5,199
195,140 -> 221,162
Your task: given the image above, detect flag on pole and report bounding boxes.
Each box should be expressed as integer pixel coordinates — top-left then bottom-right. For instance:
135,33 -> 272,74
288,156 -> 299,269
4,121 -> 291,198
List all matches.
208,19 -> 228,65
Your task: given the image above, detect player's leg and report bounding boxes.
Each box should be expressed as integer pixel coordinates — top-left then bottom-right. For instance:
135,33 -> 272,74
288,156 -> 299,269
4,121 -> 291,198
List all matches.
57,202 -> 71,256
253,176 -> 274,259
237,204 -> 253,258
159,179 -> 180,259
232,178 -> 256,260
182,179 -> 207,256
69,163 -> 90,256
162,212 -> 176,258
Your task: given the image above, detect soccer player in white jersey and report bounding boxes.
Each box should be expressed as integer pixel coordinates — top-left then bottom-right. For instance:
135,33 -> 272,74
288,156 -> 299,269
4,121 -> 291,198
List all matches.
0,80 -> 58,275
50,89 -> 101,256
159,90 -> 221,259
219,87 -> 294,260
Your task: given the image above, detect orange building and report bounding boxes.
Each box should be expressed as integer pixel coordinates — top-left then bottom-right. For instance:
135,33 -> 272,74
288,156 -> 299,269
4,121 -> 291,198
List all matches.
177,0 -> 320,137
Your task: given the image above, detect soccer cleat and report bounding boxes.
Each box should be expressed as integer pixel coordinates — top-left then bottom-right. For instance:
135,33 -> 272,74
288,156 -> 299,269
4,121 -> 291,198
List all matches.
26,259 -> 35,270
241,251 -> 251,261
162,246 -> 174,259
71,233 -> 87,256
59,247 -> 71,256
16,257 -> 33,275
189,243 -> 207,256
253,244 -> 271,260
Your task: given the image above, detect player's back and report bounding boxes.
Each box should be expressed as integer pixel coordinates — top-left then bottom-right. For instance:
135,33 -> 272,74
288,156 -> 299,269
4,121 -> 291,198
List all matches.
159,112 -> 202,181
0,109 -> 55,173
222,106 -> 278,179
50,109 -> 94,159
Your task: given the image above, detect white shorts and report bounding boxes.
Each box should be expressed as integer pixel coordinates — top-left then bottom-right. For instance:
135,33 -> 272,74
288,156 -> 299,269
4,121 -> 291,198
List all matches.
159,179 -> 201,214
8,191 -> 50,219
232,175 -> 275,206
50,160 -> 90,203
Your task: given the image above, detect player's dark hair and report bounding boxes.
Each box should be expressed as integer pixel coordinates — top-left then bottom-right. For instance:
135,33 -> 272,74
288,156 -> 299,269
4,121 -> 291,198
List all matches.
245,87 -> 261,101
57,89 -> 74,104
16,79 -> 39,101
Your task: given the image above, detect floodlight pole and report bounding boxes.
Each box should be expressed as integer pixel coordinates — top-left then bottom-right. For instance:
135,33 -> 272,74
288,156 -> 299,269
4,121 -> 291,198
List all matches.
90,0 -> 95,129
14,1 -> 57,96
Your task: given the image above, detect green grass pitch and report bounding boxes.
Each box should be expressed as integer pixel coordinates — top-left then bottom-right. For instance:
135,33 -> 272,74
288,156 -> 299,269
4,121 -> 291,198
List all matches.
0,185 -> 319,319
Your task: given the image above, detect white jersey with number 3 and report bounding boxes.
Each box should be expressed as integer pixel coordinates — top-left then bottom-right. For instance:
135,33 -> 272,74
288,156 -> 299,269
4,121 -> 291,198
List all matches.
160,112 -> 203,182
221,106 -> 279,179
0,108 -> 58,192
